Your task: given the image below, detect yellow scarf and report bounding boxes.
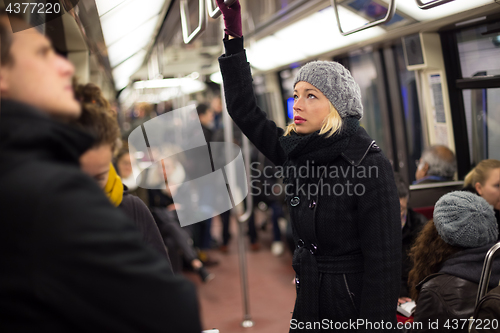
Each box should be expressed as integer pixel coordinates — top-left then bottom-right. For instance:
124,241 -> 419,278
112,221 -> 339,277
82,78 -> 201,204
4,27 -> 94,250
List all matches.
104,163 -> 124,207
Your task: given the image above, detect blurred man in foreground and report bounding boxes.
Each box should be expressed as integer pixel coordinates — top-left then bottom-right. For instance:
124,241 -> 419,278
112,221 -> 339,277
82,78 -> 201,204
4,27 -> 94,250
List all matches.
0,11 -> 201,332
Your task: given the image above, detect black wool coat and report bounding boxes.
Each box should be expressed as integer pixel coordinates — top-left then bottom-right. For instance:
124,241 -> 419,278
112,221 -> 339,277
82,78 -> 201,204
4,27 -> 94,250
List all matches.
120,189 -> 170,261
401,209 -> 428,298
219,38 -> 401,332
0,99 -> 201,333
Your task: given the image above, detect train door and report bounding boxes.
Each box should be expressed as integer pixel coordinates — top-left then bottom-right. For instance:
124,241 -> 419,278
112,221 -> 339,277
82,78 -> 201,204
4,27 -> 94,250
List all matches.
330,44 -> 424,186
441,18 -> 500,176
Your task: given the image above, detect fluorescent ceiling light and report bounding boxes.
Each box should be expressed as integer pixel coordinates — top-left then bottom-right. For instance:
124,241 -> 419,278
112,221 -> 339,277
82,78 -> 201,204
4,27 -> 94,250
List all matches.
107,18 -> 158,67
123,82 -> 206,104
247,7 -> 384,71
95,0 -> 126,17
96,0 -> 167,89
133,77 -> 203,89
393,0 -> 493,22
99,0 -> 164,46
113,50 -> 147,90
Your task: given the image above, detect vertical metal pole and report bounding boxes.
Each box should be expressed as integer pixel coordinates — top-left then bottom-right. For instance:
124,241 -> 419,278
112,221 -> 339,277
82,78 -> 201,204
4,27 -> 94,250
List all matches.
221,88 -> 254,328
415,71 -> 430,149
239,135 -> 254,328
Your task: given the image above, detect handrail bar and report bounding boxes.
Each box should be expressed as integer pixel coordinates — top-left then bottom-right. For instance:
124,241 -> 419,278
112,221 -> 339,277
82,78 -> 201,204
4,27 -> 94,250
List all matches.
180,0 -> 207,44
207,0 -> 237,19
331,0 -> 396,36
409,180 -> 464,191
416,0 -> 456,10
476,242 -> 500,306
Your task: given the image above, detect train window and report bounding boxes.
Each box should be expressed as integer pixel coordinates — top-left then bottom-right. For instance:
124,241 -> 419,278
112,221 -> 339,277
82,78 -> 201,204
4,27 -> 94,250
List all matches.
462,88 -> 500,162
443,21 -> 500,168
348,51 -> 390,155
394,44 -> 424,183
278,67 -> 301,123
456,23 -> 500,78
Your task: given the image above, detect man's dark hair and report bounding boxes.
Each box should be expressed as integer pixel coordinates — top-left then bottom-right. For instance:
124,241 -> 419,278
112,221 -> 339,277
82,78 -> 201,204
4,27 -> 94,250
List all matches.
196,103 -> 209,116
0,8 -> 29,66
394,172 -> 409,199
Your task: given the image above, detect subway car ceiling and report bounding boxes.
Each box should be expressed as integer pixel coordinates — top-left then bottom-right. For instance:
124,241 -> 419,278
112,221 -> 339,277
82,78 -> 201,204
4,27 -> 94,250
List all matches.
2,0 -> 500,187
46,0 -> 500,91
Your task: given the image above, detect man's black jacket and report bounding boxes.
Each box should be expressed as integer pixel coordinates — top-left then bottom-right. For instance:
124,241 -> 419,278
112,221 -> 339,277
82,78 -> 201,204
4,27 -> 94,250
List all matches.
0,99 -> 201,332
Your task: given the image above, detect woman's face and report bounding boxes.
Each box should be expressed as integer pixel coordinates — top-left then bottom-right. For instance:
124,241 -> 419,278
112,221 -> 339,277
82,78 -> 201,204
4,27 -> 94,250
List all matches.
476,168 -> 500,210
293,81 -> 331,135
117,153 -> 133,179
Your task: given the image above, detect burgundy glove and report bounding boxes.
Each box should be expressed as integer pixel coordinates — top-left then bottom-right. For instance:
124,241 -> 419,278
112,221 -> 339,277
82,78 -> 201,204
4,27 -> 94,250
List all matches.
216,0 -> 242,38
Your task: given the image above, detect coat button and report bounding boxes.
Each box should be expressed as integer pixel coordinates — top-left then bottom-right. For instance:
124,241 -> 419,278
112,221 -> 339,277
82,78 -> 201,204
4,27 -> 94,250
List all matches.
309,243 -> 318,255
309,200 -> 316,209
297,239 -> 305,248
290,196 -> 300,207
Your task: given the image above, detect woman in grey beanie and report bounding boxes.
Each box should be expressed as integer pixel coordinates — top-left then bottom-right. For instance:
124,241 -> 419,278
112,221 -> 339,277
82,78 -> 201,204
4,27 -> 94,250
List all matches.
216,1 -> 401,331
408,191 -> 500,332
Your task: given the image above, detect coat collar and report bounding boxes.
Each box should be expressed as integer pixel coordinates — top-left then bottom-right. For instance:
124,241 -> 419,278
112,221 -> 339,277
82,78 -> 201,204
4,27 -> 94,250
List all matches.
340,126 -> 381,166
0,99 -> 94,164
416,273 -> 445,290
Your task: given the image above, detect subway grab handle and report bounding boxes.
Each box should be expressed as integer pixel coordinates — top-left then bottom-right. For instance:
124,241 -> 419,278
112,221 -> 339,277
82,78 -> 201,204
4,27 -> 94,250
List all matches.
416,0 -> 456,10
180,0 -> 207,44
207,0 -> 238,19
331,0 -> 396,36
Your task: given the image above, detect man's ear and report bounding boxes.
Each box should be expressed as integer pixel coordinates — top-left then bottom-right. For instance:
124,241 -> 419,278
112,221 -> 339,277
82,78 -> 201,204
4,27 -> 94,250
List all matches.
421,162 -> 429,175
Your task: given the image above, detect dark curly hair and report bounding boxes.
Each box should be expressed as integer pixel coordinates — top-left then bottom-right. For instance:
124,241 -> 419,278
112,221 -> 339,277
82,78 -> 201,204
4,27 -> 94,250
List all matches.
408,219 -> 464,301
74,82 -> 111,111
73,83 -> 120,152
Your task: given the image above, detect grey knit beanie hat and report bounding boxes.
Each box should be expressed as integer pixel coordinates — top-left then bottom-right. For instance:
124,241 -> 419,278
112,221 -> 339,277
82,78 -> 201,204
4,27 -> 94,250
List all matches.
293,61 -> 363,119
433,191 -> 498,248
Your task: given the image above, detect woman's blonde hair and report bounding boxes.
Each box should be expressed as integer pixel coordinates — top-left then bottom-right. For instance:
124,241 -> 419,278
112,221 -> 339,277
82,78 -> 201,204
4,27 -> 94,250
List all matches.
464,159 -> 500,189
284,103 -> 343,138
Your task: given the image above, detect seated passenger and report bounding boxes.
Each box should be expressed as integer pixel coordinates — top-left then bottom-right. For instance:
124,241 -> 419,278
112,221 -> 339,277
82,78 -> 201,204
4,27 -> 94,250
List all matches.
394,174 -> 427,305
73,83 -> 170,260
414,145 -> 457,184
0,11 -> 201,332
463,159 -> 500,234
408,191 -> 500,332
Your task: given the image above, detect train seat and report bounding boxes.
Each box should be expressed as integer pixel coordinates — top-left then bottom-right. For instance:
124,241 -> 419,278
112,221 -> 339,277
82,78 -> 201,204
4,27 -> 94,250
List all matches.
409,181 -> 464,219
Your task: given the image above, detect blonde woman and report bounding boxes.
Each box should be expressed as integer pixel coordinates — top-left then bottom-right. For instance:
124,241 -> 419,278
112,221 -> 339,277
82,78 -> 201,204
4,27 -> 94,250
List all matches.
463,159 -> 500,210
463,159 -> 500,236
216,1 -> 401,331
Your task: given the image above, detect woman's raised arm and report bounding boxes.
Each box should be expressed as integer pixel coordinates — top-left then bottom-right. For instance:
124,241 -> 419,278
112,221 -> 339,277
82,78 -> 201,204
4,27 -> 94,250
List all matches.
216,0 -> 287,167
